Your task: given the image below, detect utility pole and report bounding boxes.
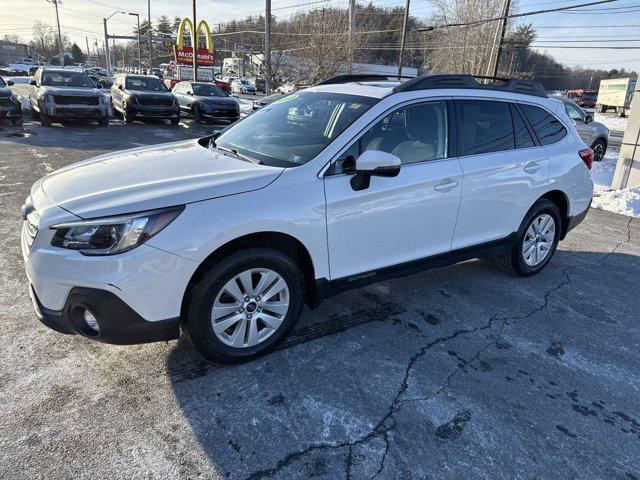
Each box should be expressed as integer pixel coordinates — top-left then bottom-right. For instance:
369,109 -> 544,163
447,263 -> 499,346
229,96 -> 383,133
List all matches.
192,0 -> 198,81
130,13 -> 142,69
85,36 -> 90,64
147,0 -> 152,69
48,0 -> 65,65
486,0 -> 511,78
103,18 -> 111,74
265,0 -> 272,94
397,0 -> 410,80
348,0 -> 356,74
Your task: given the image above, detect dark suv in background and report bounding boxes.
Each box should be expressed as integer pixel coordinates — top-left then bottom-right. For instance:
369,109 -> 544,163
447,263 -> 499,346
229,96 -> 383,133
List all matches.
29,68 -> 109,126
111,74 -> 180,125
0,76 -> 23,126
172,81 -> 240,124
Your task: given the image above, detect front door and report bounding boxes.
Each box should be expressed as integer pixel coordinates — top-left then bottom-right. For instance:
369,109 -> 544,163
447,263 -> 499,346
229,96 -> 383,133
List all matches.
324,100 -> 463,280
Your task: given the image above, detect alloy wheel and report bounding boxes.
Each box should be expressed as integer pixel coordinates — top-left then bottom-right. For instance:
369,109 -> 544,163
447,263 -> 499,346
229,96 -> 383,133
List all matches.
522,213 -> 556,267
211,268 -> 290,348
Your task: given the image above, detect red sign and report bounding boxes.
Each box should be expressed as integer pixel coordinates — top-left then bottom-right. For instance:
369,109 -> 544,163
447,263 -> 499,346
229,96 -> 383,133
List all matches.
173,46 -> 216,66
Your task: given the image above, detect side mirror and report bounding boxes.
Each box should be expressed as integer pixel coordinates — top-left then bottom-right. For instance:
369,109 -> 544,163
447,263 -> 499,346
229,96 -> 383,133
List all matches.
7,80 -> 14,86
350,150 -> 401,191
29,80 -> 37,86
584,113 -> 594,124
96,83 -> 103,89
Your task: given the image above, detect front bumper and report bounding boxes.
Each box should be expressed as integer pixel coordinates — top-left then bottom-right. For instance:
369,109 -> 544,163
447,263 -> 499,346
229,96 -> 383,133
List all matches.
128,104 -> 179,119
200,112 -> 239,124
0,104 -> 22,119
43,104 -> 108,119
30,285 -> 179,344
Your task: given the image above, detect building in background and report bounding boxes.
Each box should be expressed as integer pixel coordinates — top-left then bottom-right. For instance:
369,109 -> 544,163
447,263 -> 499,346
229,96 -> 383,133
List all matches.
0,40 -> 38,65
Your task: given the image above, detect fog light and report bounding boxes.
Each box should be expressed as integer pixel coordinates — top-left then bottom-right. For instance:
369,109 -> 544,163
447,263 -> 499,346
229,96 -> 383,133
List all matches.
83,309 -> 99,333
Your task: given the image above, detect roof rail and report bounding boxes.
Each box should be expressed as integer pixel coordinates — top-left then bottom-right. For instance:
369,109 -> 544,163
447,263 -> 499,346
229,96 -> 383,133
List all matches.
392,74 -> 548,98
317,73 -> 414,86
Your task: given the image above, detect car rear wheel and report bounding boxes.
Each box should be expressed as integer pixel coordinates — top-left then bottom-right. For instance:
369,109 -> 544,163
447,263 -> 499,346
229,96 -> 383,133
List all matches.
591,138 -> 606,162
183,248 -> 304,363
40,110 -> 51,126
496,199 -> 561,277
11,116 -> 23,126
98,117 -> 109,127
193,104 -> 202,123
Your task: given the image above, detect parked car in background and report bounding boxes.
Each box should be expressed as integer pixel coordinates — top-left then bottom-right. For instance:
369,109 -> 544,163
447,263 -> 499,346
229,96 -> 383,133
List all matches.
172,81 -> 240,124
0,67 -> 28,77
151,68 -> 164,79
231,78 -> 257,95
214,78 -> 232,94
86,72 -> 113,89
21,74 -> 593,363
111,74 -> 180,124
247,77 -> 266,93
276,82 -> 298,94
565,89 -> 598,109
596,77 -> 637,117
252,92 -> 288,110
0,76 -> 23,125
553,96 -> 610,162
28,68 -> 109,126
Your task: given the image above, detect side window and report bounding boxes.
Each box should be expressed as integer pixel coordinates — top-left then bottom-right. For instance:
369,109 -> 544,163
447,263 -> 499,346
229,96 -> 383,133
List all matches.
455,100 -> 514,156
520,104 -> 567,146
565,103 -> 584,123
511,106 -> 535,149
361,101 -> 448,166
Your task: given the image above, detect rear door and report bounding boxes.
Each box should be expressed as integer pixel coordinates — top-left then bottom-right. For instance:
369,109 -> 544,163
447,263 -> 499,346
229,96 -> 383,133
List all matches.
452,99 -> 550,249
324,99 -> 463,280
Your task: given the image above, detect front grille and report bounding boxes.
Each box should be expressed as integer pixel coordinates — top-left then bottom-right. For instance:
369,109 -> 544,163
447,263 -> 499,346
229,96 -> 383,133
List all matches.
55,108 -> 102,117
136,98 -> 174,107
53,96 -> 100,106
210,108 -> 238,117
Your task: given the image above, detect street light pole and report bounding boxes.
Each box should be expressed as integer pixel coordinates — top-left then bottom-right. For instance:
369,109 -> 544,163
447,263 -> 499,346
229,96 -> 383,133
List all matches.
192,0 -> 198,81
47,0 -> 65,65
397,0 -> 410,80
104,11 -> 126,76
129,13 -> 142,69
147,0 -> 152,69
265,0 -> 271,94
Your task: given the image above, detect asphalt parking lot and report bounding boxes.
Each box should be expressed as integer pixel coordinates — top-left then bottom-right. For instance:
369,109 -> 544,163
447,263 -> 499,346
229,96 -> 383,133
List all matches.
1,118 -> 639,480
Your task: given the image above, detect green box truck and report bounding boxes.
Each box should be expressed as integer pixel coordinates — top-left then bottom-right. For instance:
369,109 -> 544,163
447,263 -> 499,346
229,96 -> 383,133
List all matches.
596,77 -> 637,117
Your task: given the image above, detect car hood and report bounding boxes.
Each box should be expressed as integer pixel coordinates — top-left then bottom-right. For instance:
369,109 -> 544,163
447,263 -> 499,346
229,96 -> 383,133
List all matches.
40,139 -> 284,219
39,86 -> 103,96
126,90 -> 174,99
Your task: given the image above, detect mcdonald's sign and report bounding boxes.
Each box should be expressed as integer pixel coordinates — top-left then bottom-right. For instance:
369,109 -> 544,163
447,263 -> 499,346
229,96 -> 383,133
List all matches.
174,18 -> 216,67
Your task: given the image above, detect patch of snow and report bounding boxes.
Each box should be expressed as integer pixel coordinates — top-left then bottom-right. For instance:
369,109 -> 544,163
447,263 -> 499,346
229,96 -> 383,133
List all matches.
590,147 -> 618,189
590,144 -> 640,218
594,112 -> 628,135
40,162 -> 54,173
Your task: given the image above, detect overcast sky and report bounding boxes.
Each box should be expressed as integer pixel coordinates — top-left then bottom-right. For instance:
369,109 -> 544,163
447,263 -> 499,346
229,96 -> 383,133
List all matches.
1,0 -> 638,71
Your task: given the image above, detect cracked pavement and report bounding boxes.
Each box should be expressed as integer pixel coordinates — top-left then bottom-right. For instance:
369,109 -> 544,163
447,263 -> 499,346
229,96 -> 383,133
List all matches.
1,120 -> 640,479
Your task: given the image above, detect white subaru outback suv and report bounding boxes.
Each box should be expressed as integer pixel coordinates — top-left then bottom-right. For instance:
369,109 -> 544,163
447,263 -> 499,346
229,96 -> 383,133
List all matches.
21,74 -> 594,363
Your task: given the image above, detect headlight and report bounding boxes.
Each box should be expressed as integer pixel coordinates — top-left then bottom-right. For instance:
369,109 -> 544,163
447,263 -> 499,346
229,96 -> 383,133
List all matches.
42,94 -> 55,103
50,206 -> 183,256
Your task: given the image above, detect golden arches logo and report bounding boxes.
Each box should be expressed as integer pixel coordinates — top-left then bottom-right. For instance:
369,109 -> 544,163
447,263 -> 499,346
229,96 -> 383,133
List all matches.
176,18 -> 213,53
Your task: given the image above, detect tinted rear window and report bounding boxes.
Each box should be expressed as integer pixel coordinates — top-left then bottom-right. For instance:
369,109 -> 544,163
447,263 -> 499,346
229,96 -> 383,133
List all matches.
511,106 -> 535,148
520,104 -> 567,146
456,100 -> 514,156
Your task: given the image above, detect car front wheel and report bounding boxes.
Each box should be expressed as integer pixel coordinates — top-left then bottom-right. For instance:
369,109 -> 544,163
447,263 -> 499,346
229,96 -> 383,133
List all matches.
183,248 -> 304,363
591,138 -> 606,162
496,199 -> 561,276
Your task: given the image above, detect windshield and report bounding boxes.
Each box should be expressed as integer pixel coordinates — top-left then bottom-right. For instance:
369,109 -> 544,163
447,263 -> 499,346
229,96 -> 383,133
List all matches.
216,91 -> 378,167
41,71 -> 95,88
193,83 -> 227,97
125,76 -> 168,92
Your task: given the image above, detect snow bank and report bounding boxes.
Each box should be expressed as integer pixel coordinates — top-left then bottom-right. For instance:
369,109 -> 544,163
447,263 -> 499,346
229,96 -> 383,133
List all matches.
594,112 -> 628,134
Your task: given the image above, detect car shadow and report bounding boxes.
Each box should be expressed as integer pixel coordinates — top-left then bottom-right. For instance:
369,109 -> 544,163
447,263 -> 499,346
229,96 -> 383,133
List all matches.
164,247 -> 640,479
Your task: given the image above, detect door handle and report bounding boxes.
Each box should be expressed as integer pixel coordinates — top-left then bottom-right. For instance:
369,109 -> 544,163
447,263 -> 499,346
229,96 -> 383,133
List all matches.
524,161 -> 542,174
434,180 -> 459,192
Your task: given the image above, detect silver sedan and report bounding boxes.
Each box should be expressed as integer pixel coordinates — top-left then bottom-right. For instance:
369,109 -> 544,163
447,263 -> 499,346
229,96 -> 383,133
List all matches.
553,96 -> 610,162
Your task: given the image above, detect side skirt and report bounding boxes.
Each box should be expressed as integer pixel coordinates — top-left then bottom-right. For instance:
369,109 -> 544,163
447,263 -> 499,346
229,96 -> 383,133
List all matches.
311,233 -> 517,307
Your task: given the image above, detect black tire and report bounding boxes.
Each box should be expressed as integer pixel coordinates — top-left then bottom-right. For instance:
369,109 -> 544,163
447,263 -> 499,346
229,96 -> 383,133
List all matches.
122,103 -> 133,124
597,104 -> 607,113
496,199 -> 561,277
183,248 -> 305,363
11,116 -> 23,126
40,110 -> 51,126
591,138 -> 606,162
98,117 -> 109,127
170,116 -> 180,126
193,104 -> 202,123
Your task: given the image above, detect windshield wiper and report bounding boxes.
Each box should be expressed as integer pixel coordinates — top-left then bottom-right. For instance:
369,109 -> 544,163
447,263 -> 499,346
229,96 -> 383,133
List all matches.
216,145 -> 262,164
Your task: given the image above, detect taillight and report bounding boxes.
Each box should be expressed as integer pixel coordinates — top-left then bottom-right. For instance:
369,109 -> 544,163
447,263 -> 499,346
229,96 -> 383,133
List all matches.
579,148 -> 594,170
